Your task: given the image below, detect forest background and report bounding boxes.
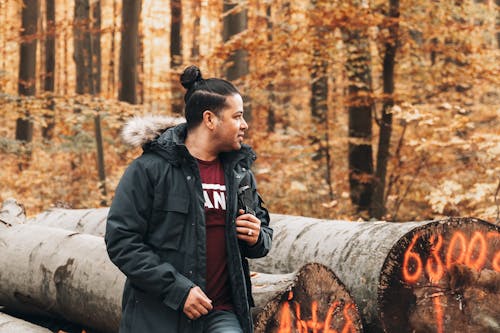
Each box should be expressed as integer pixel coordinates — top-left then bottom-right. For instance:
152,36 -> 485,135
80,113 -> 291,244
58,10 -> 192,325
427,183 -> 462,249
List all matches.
0,0 -> 499,223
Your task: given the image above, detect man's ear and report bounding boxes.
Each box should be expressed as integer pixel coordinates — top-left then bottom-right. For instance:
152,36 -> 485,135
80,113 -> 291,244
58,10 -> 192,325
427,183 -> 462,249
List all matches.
202,110 -> 217,130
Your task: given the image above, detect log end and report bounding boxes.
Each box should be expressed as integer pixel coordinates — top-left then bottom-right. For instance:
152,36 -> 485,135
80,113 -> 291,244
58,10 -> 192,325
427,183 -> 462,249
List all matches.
378,217 -> 500,333
254,263 -> 363,333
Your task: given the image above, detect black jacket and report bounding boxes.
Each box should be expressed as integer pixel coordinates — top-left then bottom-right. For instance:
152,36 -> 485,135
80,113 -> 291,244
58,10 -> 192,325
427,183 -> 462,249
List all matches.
105,122 -> 272,333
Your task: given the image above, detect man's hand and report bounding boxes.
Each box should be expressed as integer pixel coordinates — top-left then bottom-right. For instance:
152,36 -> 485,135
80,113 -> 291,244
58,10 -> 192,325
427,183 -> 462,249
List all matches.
183,286 -> 213,320
236,209 -> 261,246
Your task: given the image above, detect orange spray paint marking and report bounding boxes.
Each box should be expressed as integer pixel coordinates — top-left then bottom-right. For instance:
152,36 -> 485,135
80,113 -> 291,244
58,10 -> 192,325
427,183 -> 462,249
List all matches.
323,301 -> 340,333
486,231 -> 500,240
446,231 -> 467,270
403,234 -> 423,283
341,303 -> 356,333
487,231 -> 500,272
278,301 -> 292,333
492,251 -> 500,272
465,231 -> 487,271
295,302 -> 307,333
306,301 -> 323,333
426,234 -> 444,283
432,296 -> 444,333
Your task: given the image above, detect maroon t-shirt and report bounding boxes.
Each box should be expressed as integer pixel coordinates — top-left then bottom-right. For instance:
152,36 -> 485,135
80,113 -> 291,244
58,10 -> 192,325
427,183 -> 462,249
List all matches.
198,158 -> 233,311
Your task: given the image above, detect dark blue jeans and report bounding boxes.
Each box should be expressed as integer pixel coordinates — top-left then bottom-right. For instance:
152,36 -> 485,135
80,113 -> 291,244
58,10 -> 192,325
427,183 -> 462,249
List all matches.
202,310 -> 243,333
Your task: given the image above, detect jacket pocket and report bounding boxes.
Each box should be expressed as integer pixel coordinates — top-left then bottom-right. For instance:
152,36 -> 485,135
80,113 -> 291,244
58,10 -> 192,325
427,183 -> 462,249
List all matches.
148,193 -> 189,250
129,287 -> 180,332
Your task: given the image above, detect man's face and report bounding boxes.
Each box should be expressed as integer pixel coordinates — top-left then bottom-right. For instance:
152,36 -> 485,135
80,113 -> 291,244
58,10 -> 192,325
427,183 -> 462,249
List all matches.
213,93 -> 248,152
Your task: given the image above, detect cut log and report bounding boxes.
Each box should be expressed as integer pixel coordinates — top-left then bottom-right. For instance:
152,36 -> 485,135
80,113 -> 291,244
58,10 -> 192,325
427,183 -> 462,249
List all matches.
0,224 -> 124,333
0,222 -> 362,333
0,312 -> 52,333
21,205 -> 500,332
0,198 -> 26,227
252,263 -> 363,333
250,215 -> 500,333
27,207 -> 109,236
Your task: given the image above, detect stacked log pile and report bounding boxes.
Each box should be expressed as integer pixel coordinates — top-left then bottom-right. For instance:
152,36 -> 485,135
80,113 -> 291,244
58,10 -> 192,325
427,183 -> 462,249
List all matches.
0,201 -> 363,333
1,201 -> 498,332
250,214 -> 500,333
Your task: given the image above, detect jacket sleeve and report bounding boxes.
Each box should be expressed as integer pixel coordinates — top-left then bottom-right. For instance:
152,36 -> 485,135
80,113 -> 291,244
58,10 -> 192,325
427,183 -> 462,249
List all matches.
105,158 -> 194,311
241,170 -> 273,259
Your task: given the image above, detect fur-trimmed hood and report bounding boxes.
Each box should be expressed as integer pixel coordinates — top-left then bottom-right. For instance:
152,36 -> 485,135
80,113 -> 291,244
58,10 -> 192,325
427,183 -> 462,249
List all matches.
121,115 -> 256,167
121,115 -> 186,147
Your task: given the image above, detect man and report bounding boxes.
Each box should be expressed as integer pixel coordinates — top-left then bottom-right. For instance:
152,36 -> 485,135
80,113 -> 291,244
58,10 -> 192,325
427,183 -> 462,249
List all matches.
105,65 -> 272,333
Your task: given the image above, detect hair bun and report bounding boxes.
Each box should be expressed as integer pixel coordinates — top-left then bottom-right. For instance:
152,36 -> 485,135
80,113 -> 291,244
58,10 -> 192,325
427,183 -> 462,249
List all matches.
180,65 -> 203,90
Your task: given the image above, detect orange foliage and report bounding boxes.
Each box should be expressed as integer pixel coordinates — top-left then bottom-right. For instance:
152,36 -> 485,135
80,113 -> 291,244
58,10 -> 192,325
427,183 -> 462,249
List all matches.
0,0 -> 499,223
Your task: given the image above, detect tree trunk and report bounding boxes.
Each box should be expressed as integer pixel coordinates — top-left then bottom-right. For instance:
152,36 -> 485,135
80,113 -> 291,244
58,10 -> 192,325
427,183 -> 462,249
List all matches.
0,313 -> 52,333
17,205 -> 500,332
371,0 -> 400,219
170,0 -> 184,114
0,198 -> 26,226
1,217 -> 364,333
90,0 -> 107,204
342,24 -> 374,212
222,0 -> 249,81
265,5 -> 276,133
27,207 -> 109,235
16,0 -> 39,144
253,263 -> 363,333
0,224 -> 124,333
42,0 -> 55,141
250,214 -> 500,332
62,3 -> 69,95
107,0 -> 118,98
118,0 -> 142,104
92,0 -> 102,95
190,0 -> 200,60
222,0 -> 251,125
496,0 -> 500,49
73,0 -> 91,95
310,0 -> 334,201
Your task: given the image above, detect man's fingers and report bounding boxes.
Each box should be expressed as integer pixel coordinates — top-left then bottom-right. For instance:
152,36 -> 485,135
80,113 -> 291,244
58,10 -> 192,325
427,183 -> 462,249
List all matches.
183,286 -> 213,319
199,297 -> 213,311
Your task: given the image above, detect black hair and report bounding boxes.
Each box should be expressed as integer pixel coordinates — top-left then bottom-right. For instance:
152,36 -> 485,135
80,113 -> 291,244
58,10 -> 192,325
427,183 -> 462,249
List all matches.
180,65 -> 240,130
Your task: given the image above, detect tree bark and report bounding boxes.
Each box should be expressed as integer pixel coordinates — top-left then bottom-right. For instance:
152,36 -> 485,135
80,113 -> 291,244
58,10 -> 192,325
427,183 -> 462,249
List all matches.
0,198 -> 26,227
16,0 -> 39,144
170,0 -> 184,114
371,0 -> 400,219
21,206 -> 500,332
496,0 -> 500,49
223,0 -> 249,81
250,215 -> 500,332
92,0 -> 102,95
42,0 -> 56,141
310,0 -> 334,201
73,0 -> 92,95
0,224 -> 124,333
118,0 -> 142,104
27,207 -> 109,236
342,7 -> 375,211
0,219 -> 364,333
0,312 -> 52,333
265,5 -> 276,133
107,0 -> 118,97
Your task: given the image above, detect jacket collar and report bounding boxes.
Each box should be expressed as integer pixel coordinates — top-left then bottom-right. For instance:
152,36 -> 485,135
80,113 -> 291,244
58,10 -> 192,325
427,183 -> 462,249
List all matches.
144,123 -> 256,168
